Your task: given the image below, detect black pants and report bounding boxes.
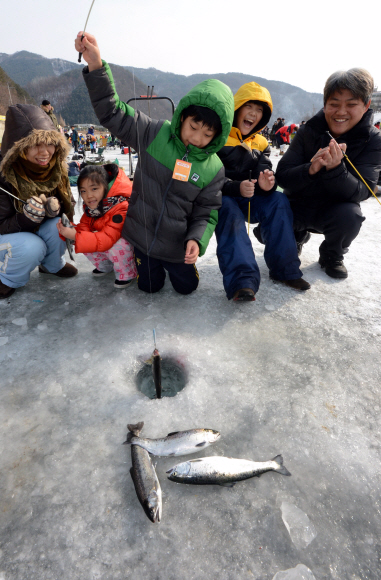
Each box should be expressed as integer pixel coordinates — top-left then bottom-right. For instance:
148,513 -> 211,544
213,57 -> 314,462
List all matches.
134,248 -> 199,294
291,201 -> 365,261
72,140 -> 78,152
276,134 -> 285,148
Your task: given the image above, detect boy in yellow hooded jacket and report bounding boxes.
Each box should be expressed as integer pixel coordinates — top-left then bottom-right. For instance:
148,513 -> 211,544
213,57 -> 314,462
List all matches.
215,82 -> 310,301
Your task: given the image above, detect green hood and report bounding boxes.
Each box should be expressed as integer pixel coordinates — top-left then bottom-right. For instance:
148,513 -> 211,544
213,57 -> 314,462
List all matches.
171,79 -> 234,155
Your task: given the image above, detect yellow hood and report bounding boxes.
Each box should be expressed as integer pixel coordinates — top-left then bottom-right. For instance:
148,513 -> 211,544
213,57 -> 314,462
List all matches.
226,82 -> 273,148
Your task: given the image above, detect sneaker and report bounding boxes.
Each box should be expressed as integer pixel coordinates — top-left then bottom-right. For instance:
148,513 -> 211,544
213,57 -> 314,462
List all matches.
232,288 -> 256,302
253,224 -> 264,245
272,277 -> 311,291
0,280 -> 15,299
296,232 -> 311,256
92,268 -> 109,277
319,256 -> 348,279
114,278 -> 136,289
39,263 -> 78,278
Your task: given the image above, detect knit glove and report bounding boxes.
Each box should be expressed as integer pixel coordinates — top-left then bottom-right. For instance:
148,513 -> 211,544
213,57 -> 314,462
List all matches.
39,194 -> 61,218
23,196 -> 45,223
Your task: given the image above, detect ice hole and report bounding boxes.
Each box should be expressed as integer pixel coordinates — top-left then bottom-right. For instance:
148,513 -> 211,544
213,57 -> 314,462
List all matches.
135,354 -> 188,399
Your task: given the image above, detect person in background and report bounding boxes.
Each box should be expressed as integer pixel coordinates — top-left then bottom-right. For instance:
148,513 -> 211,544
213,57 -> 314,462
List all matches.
276,124 -> 298,154
71,125 -> 79,152
271,117 -> 282,147
40,100 -> 60,130
276,68 -> 381,279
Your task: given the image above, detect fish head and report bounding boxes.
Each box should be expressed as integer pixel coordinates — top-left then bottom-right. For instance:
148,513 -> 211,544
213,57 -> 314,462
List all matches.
166,461 -> 191,481
144,490 -> 161,523
205,429 -> 221,443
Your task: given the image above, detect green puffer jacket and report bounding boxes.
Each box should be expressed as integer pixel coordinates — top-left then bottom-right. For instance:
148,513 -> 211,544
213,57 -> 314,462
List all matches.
83,62 -> 234,262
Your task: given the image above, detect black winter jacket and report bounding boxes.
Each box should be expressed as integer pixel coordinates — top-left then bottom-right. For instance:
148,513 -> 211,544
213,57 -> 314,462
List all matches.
276,109 -> 381,208
218,145 -> 276,197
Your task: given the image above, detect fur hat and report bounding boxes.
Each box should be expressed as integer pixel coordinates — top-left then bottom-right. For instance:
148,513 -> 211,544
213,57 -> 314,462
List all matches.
0,104 -> 69,177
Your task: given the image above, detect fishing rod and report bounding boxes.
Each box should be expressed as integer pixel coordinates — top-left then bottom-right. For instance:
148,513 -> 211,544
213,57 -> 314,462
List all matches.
78,0 -> 96,63
247,170 -> 251,235
152,329 -> 162,399
0,185 -> 26,204
0,184 -> 75,260
326,131 -> 381,206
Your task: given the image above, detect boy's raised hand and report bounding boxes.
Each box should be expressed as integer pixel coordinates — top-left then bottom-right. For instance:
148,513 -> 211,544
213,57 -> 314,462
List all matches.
75,32 -> 103,71
184,240 -> 199,264
258,169 -> 275,191
240,179 -> 256,198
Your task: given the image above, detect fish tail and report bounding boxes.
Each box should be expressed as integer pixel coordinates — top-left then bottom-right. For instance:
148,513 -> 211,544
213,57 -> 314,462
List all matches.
272,455 -> 291,476
122,431 -> 135,445
127,422 -> 144,436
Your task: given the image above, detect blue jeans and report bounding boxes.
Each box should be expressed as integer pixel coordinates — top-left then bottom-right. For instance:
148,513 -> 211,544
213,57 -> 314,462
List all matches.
215,192 -> 302,299
0,217 -> 66,288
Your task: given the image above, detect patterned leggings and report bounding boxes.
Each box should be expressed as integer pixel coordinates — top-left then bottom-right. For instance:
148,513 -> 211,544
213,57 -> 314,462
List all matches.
84,238 -> 137,281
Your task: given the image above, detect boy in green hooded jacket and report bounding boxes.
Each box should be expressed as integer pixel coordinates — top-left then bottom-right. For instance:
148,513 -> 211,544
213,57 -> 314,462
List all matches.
75,32 -> 234,295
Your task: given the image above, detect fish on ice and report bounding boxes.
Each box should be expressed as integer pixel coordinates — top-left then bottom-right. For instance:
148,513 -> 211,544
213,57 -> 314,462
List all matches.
128,422 -> 162,523
124,422 -> 221,457
166,455 -> 291,486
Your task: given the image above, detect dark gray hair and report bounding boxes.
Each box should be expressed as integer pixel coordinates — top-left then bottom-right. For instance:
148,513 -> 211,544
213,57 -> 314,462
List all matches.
324,68 -> 374,105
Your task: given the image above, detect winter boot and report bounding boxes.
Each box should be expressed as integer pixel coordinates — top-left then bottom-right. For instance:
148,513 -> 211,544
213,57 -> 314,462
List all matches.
318,256 -> 348,279
39,263 -> 78,277
0,280 -> 15,299
233,288 -> 256,302
271,277 -> 311,291
296,231 -> 311,256
253,224 -> 264,245
114,278 -> 136,289
92,268 -> 109,277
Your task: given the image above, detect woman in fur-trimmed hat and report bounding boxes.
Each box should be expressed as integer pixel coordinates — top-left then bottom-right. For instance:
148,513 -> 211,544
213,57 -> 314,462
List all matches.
0,104 -> 77,299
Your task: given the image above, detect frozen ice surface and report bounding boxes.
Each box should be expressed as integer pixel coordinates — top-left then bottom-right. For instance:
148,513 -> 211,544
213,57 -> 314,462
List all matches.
0,336 -> 8,346
1,147 -> 381,580
11,317 -> 27,326
272,563 -> 316,579
281,502 -> 317,549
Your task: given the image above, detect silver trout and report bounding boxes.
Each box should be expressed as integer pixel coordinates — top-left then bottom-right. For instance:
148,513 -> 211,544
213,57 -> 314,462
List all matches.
61,213 -> 75,262
123,422 -> 220,457
166,455 -> 291,486
128,422 -> 162,523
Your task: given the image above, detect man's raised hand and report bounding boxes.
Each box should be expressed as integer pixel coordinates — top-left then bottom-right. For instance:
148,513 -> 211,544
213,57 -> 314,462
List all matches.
309,140 -> 347,174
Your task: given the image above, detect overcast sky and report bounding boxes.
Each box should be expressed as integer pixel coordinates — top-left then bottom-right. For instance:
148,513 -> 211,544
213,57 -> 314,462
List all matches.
1,0 -> 380,95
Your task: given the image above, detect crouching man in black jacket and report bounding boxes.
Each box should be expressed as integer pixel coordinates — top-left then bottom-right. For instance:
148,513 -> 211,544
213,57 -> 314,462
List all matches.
276,68 -> 381,279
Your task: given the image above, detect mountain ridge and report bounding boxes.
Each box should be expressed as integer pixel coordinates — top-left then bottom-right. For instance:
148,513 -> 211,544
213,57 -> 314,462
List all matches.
1,51 -> 323,124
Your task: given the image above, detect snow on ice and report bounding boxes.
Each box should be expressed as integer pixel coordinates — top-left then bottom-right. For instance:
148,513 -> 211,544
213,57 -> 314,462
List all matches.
0,148 -> 380,579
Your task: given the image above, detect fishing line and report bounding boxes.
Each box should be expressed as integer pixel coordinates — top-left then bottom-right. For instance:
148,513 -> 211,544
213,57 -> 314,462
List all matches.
130,69 -> 154,299
128,38 -> 157,358
326,131 -> 381,207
